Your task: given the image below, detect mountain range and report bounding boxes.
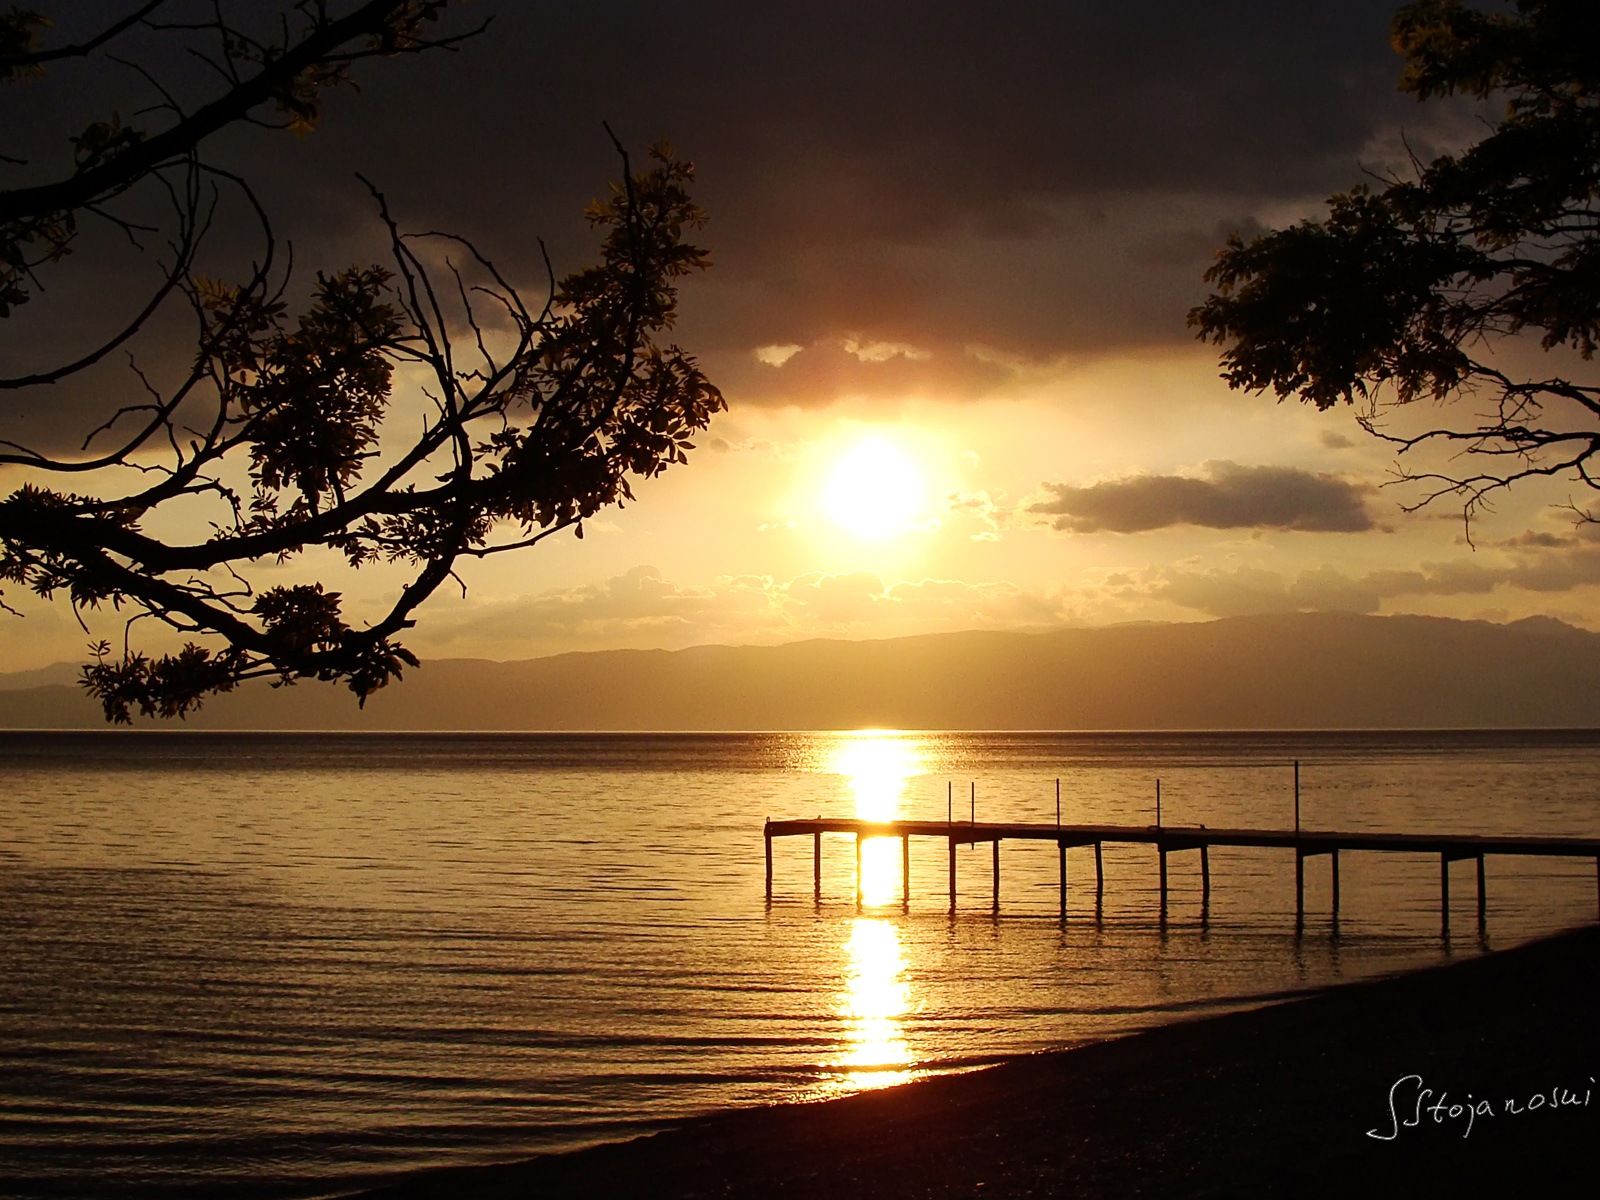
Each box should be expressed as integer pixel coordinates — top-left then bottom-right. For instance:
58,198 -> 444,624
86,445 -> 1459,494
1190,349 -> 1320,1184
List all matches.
0,612 -> 1596,731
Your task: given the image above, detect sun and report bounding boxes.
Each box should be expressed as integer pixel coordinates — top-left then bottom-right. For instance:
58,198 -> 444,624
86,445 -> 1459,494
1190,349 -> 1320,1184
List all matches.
821,436 -> 925,540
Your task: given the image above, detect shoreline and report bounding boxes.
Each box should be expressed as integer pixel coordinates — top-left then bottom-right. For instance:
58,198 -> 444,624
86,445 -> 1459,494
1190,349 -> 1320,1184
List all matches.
351,924 -> 1600,1198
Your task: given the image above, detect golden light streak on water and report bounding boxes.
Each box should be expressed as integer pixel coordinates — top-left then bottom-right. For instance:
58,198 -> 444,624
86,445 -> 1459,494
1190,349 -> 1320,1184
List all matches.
834,917 -> 915,1091
825,731 -> 926,908
818,734 -> 926,1093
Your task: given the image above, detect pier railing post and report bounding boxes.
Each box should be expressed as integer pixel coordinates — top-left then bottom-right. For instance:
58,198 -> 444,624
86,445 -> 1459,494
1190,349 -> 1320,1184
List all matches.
1200,844 -> 1211,915
1331,849 -> 1340,922
991,839 -> 1000,913
948,836 -> 957,912
813,831 -> 821,905
1295,847 -> 1305,929
1476,853 -> 1486,930
1293,760 -> 1300,833
1158,843 -> 1168,922
1094,841 -> 1104,915
1441,852 -> 1450,935
764,821 -> 773,903
1058,841 -> 1067,920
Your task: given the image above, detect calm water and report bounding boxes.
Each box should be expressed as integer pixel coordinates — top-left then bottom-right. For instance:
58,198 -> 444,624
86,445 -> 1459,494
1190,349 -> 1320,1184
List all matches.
1,729 -> 1598,1198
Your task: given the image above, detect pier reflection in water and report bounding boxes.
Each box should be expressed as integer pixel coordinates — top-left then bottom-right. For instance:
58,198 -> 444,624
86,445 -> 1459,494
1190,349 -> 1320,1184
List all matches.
822,732 -> 927,1090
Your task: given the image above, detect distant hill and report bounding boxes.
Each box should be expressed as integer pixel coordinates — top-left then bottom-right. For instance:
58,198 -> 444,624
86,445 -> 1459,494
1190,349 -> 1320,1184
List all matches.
1,612 -> 1597,731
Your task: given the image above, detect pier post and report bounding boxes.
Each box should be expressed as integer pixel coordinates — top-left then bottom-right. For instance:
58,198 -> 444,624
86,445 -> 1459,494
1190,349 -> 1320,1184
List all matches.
855,834 -> 863,909
1201,844 -> 1211,914
1331,849 -> 1340,921
948,836 -> 957,912
902,834 -> 911,908
1293,760 -> 1300,833
991,839 -> 1000,912
1295,848 -> 1305,928
1441,852 -> 1450,934
764,823 -> 773,902
1477,853 -> 1486,930
813,831 -> 822,904
1158,844 -> 1168,920
1094,841 -> 1104,912
1058,841 -> 1067,920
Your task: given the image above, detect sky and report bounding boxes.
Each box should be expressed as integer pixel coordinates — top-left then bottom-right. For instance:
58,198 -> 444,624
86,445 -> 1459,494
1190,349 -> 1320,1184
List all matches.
5,0 -> 1600,673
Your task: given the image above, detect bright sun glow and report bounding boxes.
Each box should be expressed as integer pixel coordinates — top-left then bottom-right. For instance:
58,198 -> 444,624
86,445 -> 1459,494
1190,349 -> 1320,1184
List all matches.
821,436 -> 925,540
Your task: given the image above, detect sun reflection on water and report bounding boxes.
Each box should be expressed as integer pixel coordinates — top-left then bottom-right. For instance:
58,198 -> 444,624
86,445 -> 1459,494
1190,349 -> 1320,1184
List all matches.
825,731 -> 925,908
833,917 -> 915,1091
821,732 -> 928,1093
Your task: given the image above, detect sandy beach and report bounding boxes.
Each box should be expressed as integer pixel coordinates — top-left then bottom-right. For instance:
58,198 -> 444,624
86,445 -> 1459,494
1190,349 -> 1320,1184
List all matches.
352,924 -> 1600,1199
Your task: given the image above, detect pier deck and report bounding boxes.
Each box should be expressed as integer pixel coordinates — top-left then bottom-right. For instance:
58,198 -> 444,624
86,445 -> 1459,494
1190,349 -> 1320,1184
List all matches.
763,817 -> 1600,931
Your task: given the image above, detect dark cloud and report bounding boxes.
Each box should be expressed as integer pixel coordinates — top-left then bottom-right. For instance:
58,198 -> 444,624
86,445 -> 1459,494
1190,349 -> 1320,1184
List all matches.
1500,530 -> 1577,550
1496,523 -> 1600,550
1126,217 -> 1269,269
1030,462 -> 1376,534
35,3 -> 1408,283
4,0 -> 1424,446
395,0 -> 1408,361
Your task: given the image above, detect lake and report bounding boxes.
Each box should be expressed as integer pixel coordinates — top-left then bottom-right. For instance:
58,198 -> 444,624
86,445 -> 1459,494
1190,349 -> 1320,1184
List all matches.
1,729 -> 1597,1198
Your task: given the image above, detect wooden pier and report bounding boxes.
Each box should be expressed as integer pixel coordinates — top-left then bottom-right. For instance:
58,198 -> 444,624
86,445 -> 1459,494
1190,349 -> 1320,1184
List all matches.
763,817 -> 1600,932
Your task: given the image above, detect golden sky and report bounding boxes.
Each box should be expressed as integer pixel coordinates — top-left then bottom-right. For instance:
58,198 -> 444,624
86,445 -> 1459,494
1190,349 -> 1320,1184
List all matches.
4,1 -> 1599,674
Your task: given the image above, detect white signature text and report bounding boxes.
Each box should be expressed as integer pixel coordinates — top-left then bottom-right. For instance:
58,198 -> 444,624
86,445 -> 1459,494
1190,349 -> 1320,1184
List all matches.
1367,1073 -> 1593,1140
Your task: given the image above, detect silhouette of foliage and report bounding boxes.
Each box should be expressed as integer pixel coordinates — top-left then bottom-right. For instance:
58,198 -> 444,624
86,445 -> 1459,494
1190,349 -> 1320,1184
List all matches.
0,2 -> 723,721
1191,0 -> 1600,524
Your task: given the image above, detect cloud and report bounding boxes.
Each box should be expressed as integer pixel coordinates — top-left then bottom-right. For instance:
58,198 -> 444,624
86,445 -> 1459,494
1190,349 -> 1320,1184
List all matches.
422,535 -> 1600,660
1144,543 -> 1600,618
263,1 -> 1414,360
419,566 -> 728,648
415,566 -> 1080,658
6,0 -> 1427,462
716,337 -> 1013,407
772,573 -> 1068,629
753,343 -> 805,367
1125,217 -> 1269,268
1500,530 -> 1575,549
1029,461 -> 1376,534
781,570 -> 889,623
946,489 -> 1014,540
1495,521 -> 1600,551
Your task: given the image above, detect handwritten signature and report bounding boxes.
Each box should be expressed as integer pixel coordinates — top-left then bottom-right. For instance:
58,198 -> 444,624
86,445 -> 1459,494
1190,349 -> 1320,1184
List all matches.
1368,1074 -> 1594,1140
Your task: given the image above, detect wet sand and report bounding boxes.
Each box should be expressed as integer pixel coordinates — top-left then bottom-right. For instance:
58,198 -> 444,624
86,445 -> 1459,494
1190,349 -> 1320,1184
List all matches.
353,924 -> 1600,1198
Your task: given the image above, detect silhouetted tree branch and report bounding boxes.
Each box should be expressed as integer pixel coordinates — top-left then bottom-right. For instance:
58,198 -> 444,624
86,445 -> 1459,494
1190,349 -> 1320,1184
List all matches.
1190,0 -> 1600,527
0,3 -> 724,721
